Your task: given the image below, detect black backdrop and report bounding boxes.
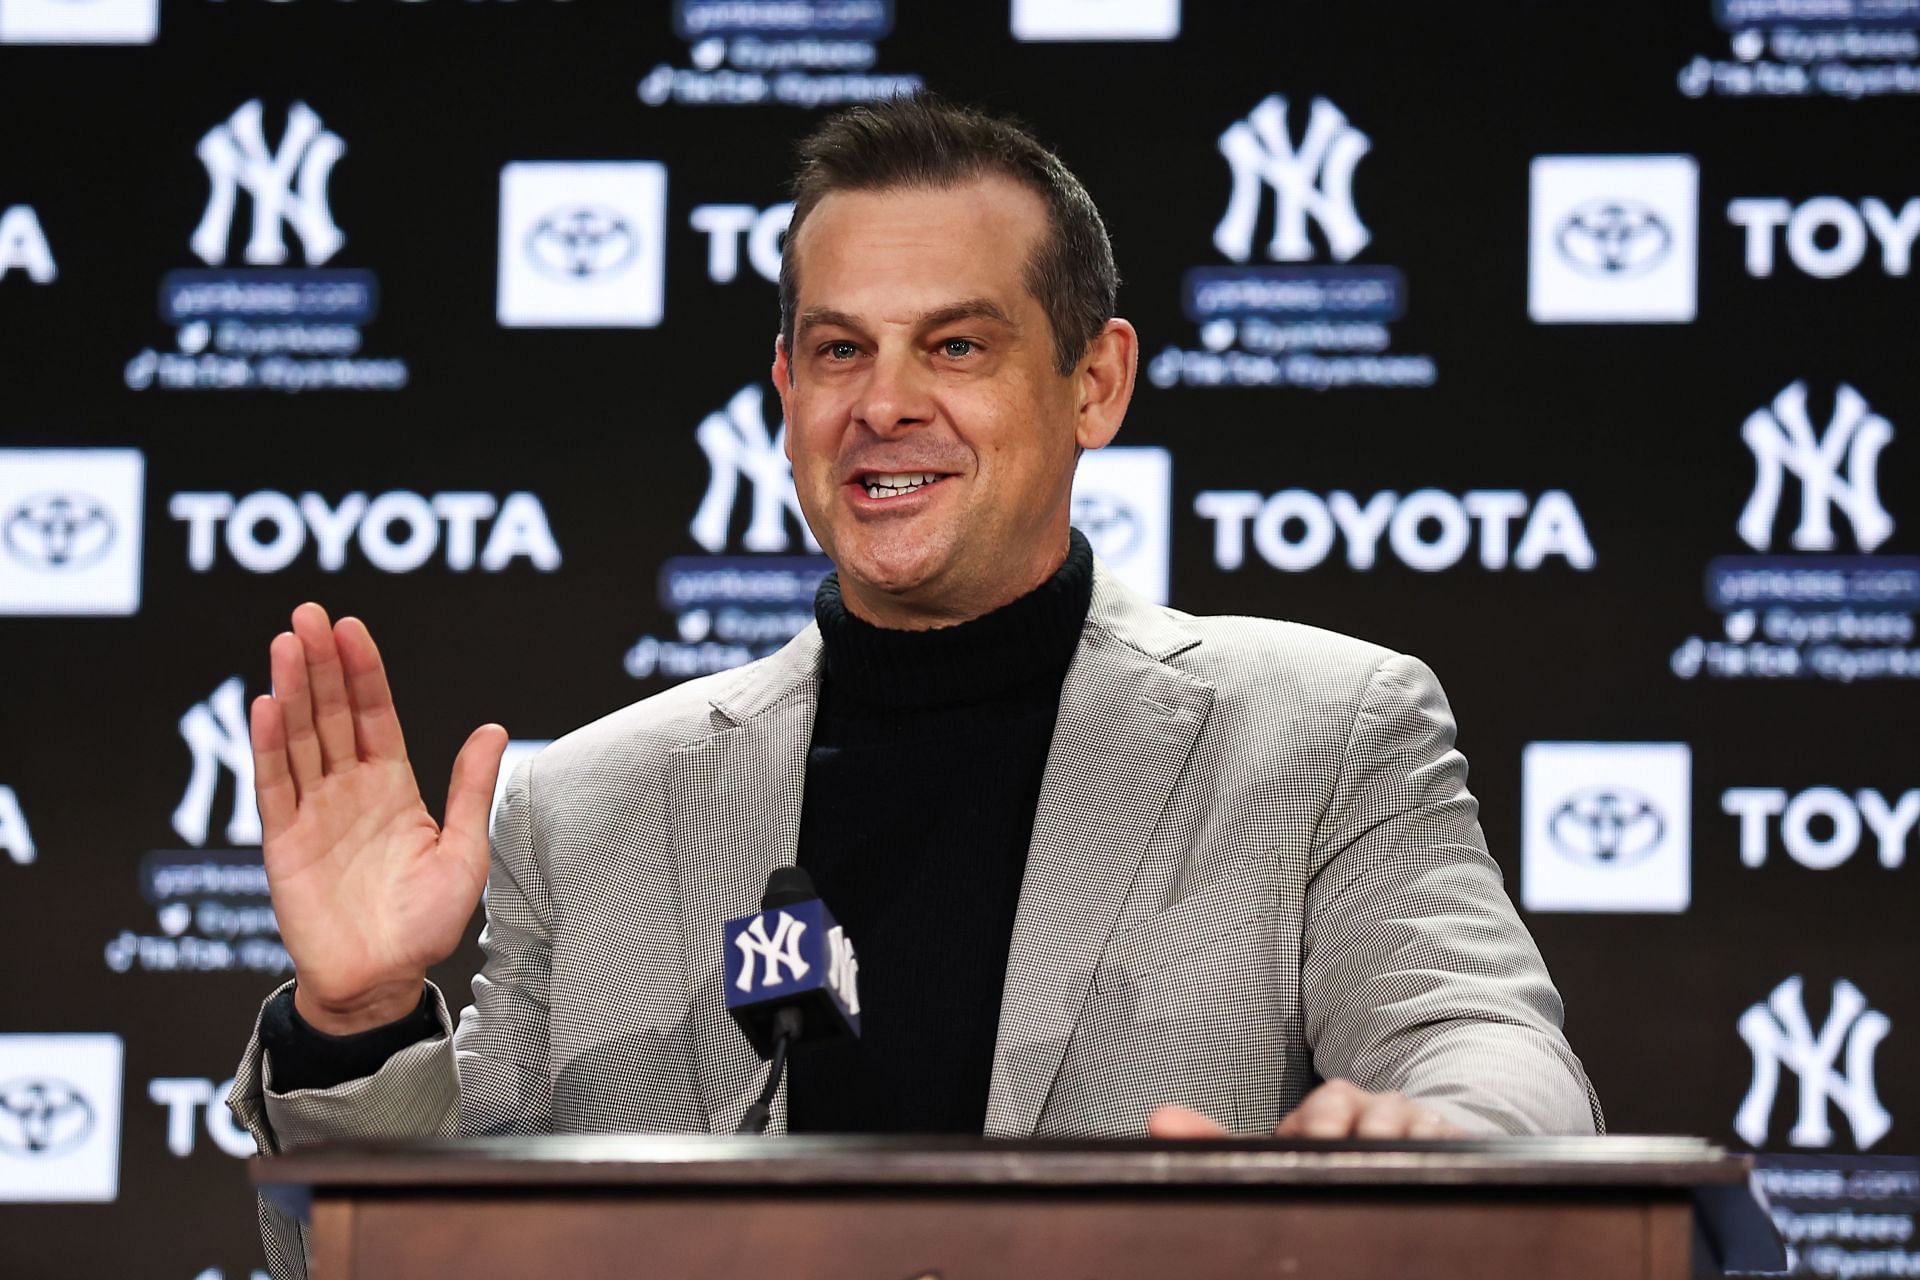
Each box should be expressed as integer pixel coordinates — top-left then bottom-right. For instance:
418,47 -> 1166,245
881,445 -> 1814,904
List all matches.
3,2 -> 1917,1276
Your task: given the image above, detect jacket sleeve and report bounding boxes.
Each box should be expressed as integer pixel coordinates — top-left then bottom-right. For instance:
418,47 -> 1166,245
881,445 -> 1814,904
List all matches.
224,754 -> 556,1280
1300,652 -> 1604,1136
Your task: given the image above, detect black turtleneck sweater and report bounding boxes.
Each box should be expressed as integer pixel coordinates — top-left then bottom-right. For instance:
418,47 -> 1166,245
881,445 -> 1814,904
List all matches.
788,530 -> 1093,1133
259,532 -> 1095,1132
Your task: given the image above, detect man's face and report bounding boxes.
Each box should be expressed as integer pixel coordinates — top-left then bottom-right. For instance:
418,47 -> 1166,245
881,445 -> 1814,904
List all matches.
774,176 -> 1103,629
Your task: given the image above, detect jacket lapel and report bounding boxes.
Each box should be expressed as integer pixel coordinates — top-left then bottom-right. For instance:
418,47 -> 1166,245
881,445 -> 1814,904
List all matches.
669,627 -> 821,1135
985,567 -> 1212,1137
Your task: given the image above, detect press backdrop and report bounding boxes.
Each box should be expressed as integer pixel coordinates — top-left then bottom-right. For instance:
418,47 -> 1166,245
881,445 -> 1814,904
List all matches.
2,2 -> 1916,1276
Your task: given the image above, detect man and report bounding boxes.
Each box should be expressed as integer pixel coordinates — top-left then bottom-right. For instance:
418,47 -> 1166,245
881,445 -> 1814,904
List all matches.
229,96 -> 1600,1278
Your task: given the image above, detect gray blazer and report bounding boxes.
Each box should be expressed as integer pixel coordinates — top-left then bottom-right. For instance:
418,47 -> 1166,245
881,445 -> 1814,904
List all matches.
229,561 -> 1601,1278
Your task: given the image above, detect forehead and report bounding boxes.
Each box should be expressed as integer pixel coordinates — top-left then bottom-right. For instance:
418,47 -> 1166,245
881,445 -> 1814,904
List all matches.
789,176 -> 1050,317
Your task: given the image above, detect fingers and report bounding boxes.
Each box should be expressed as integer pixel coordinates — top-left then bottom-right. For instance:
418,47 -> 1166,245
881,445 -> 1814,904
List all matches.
1147,1105 -> 1229,1139
1353,1094 -> 1430,1139
269,630 -> 323,794
1408,1111 -> 1466,1140
334,615 -> 407,762
249,694 -> 297,841
1276,1080 -> 1367,1138
1275,1080 -> 1466,1140
291,602 -> 357,774
440,724 -> 511,859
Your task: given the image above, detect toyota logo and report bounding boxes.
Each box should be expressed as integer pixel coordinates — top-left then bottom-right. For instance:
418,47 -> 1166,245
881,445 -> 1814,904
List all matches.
525,206 -> 639,281
0,1077 -> 96,1156
1071,491 -> 1141,562
1547,788 -> 1666,866
3,492 -> 117,572
1555,200 -> 1672,278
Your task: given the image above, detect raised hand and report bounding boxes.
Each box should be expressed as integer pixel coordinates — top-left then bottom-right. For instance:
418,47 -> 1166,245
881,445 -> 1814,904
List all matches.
251,602 -> 507,1035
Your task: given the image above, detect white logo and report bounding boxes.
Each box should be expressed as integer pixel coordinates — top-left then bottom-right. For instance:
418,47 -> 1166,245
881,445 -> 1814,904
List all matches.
1521,742 -> 1692,913
0,0 -> 157,43
1736,976 -> 1892,1150
0,1034 -> 124,1202
192,101 -> 345,268
1194,488 -> 1594,574
0,785 -> 33,866
1011,0 -> 1180,40
1738,382 -> 1894,553
0,205 -> 56,282
1529,155 -> 1699,323
1729,197 -> 1920,278
172,677 -> 261,848
733,911 -> 810,990
498,162 -> 667,328
1214,96 -> 1370,265
691,202 -> 792,283
1071,447 -> 1171,604
147,1077 -> 252,1158
1723,788 -> 1919,869
691,385 -> 819,554
0,449 -> 144,616
170,490 -> 561,574
524,206 -> 638,281
825,924 -> 860,1016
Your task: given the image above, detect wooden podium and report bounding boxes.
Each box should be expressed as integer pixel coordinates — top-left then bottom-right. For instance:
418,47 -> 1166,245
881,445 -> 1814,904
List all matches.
253,1134 -> 1784,1279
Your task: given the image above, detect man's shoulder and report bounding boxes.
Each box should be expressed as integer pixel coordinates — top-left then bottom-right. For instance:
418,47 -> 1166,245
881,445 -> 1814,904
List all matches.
1087,564 -> 1407,708
523,642 -> 812,781
1139,606 -> 1404,699
1121,604 -> 1458,739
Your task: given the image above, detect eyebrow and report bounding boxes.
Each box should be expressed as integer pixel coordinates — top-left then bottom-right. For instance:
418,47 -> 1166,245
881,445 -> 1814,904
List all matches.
796,298 -> 1016,336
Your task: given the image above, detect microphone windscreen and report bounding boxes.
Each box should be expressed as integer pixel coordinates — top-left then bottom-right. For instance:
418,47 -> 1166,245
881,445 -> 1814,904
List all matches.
762,865 -> 817,910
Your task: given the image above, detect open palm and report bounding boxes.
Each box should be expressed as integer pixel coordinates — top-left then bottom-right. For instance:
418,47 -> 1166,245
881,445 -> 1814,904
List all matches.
250,603 -> 507,1034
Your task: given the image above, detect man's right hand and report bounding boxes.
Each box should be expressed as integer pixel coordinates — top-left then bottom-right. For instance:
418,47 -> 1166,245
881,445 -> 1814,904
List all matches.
251,602 -> 508,1035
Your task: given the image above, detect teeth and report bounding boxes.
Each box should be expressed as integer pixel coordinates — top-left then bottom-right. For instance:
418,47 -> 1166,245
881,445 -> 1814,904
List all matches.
862,472 -> 937,498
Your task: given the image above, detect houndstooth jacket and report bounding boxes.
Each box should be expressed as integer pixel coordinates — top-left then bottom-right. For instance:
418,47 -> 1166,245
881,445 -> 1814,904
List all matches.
228,560 -> 1602,1279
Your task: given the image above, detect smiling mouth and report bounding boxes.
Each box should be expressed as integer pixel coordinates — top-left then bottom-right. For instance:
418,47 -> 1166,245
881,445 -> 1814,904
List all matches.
859,471 -> 945,500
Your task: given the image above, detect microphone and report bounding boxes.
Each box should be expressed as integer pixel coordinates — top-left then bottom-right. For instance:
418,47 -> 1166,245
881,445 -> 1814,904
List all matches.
724,866 -> 861,1134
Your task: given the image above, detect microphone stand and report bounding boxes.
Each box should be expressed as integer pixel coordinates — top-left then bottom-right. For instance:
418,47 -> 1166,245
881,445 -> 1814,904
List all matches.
734,1006 -> 803,1135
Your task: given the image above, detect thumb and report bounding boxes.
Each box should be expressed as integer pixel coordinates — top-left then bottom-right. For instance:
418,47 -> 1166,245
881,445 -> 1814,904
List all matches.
1147,1105 -> 1229,1139
441,723 -> 510,857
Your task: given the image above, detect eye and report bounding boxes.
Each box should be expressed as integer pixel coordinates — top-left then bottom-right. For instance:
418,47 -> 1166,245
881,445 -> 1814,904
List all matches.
821,341 -> 859,361
941,338 -> 977,359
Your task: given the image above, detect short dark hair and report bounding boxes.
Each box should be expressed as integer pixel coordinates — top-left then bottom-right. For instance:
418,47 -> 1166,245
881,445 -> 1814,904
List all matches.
779,94 -> 1118,378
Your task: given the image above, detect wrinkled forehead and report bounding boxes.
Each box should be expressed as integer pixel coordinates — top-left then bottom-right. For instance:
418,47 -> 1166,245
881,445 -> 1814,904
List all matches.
787,176 -> 1052,316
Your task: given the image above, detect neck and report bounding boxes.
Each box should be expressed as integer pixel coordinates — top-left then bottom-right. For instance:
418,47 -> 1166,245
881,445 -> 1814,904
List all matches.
811,529 -> 1095,709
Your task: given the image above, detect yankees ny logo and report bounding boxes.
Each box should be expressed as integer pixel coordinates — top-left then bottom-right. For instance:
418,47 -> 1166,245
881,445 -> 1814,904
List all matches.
172,676 -> 262,847
734,911 -> 810,991
1738,381 -> 1895,553
690,385 -> 820,554
1735,975 -> 1892,1150
191,100 -> 346,268
825,925 -> 861,1016
1214,95 -> 1372,265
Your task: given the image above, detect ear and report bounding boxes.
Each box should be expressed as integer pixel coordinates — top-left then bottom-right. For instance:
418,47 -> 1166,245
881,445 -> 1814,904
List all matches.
1073,318 -> 1137,452
771,335 -> 794,461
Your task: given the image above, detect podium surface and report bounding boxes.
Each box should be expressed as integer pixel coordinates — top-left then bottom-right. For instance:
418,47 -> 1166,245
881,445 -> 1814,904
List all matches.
254,1134 -> 1782,1279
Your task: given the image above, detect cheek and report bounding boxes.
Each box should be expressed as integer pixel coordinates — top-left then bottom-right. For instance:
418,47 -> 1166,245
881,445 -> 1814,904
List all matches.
785,400 -> 841,482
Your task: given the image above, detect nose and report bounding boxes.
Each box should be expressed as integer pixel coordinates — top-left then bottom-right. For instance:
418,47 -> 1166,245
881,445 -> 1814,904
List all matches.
851,341 -> 934,437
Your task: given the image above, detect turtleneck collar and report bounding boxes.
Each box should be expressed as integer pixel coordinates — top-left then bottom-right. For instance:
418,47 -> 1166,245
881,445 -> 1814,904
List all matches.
812,529 -> 1095,710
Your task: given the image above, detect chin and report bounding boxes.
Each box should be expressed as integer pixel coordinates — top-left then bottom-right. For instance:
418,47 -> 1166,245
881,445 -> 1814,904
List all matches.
837,536 -> 951,601
843,554 -> 940,598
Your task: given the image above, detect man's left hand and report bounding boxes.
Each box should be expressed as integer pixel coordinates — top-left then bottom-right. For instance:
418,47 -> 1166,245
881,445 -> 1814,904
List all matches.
1148,1079 -> 1468,1140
